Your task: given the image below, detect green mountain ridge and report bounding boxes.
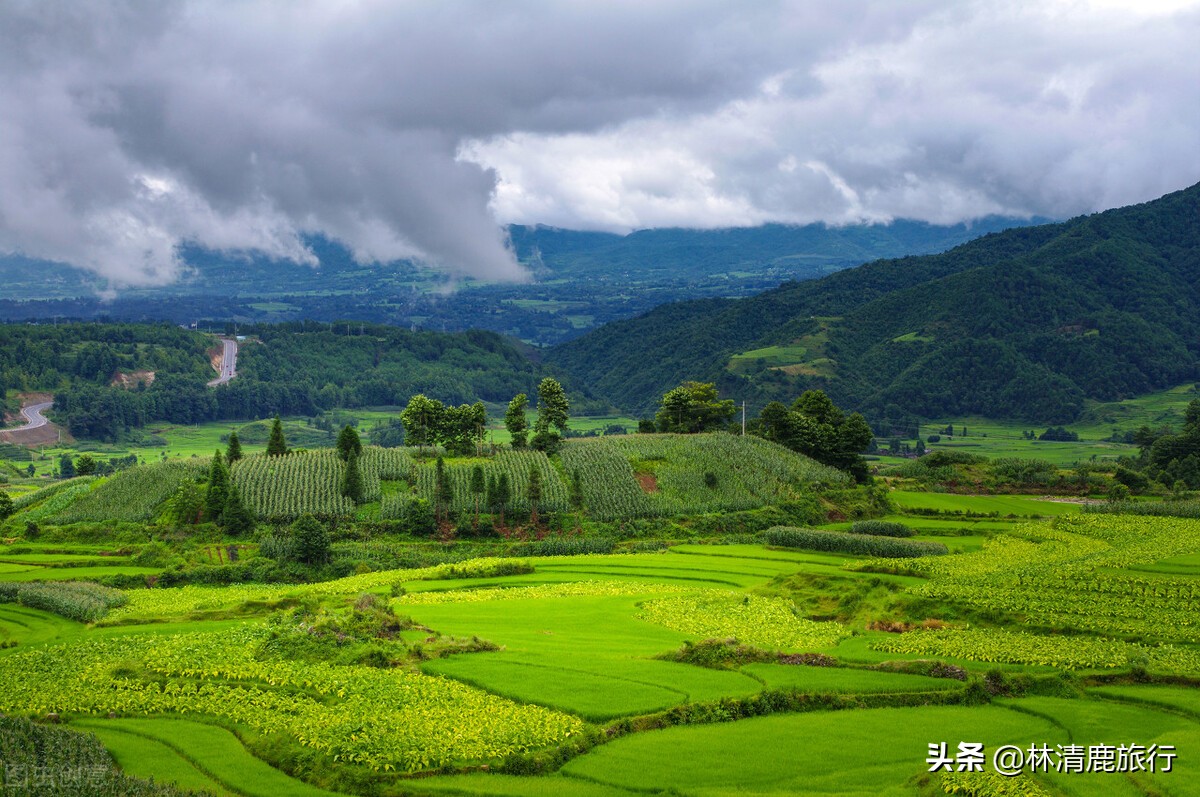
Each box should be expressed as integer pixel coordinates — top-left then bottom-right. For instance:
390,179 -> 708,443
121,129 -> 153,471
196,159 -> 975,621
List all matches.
0,218 -> 1035,347
546,182 -> 1200,423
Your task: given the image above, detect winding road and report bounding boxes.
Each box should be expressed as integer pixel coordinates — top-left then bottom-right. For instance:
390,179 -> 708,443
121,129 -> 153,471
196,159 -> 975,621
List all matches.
0,399 -> 58,446
208,338 -> 238,387
11,401 -> 53,431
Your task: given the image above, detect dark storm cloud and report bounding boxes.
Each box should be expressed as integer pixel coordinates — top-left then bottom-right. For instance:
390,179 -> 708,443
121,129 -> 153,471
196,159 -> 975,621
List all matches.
0,1 -> 1196,286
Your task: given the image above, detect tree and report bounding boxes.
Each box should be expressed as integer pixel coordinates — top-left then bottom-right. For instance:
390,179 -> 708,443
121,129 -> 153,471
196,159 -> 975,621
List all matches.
569,469 -> 584,512
750,389 -> 873,482
340,449 -> 364,503
527,464 -> 542,525
266,416 -> 288,457
165,480 -> 205,526
221,484 -> 256,536
754,401 -> 797,444
401,394 -> 444,454
291,514 -> 330,565
471,401 -> 488,457
505,393 -> 529,448
569,469 -> 584,533
336,424 -> 363,461
654,381 -> 735,433
535,378 -> 570,433
441,403 -> 480,456
0,491 -> 13,521
59,454 -> 76,479
531,378 -> 569,453
370,418 -> 406,448
74,454 -> 97,476
226,430 -> 243,463
433,456 -> 452,522
485,474 -> 497,513
205,451 -> 230,524
470,464 -> 486,527
495,472 -> 511,526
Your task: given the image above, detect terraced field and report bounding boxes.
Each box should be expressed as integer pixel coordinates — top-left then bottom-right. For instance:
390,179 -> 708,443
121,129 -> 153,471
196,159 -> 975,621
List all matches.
0,484 -> 1198,794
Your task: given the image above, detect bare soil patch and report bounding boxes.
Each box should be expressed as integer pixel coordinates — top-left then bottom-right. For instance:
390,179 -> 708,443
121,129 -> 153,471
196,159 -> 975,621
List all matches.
635,472 -> 658,493
0,424 -> 60,447
111,370 -> 156,389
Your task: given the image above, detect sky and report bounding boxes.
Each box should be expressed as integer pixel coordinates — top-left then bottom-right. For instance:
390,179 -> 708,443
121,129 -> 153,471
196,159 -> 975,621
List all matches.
1,0 -> 1197,288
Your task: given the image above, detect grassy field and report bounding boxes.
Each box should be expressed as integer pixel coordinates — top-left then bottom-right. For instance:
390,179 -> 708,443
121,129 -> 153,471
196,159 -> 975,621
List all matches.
887,491 -> 1078,517
918,419 -> 1136,466
915,382 -> 1200,465
73,717 -> 348,797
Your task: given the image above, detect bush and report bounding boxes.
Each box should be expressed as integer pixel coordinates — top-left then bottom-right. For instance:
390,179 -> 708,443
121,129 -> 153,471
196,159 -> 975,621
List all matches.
1113,466 -> 1150,493
258,532 -> 297,562
920,451 -> 985,467
990,458 -> 1057,485
508,537 -> 618,557
849,520 -> 915,538
0,581 -> 128,622
659,638 -> 776,669
292,514 -> 331,565
763,526 -> 948,558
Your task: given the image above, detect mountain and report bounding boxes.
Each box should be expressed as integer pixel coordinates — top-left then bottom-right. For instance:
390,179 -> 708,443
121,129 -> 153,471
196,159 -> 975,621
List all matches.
0,218 -> 1035,347
545,183 -> 1200,424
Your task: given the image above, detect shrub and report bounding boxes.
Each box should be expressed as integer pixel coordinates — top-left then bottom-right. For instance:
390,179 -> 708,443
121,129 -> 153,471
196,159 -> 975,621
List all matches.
849,520 -> 915,538
764,526 -> 948,558
508,537 -> 617,557
990,458 -> 1057,485
0,581 -> 128,622
659,638 -> 776,669
920,451 -> 985,467
292,514 -> 331,565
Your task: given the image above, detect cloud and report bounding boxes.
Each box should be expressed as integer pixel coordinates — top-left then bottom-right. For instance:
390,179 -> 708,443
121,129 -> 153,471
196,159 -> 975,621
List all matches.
1,1 -> 1197,287
466,2 -> 1200,231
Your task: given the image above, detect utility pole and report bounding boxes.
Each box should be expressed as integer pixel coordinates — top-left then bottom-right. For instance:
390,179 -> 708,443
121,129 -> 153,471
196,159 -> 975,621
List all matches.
741,401 -> 746,436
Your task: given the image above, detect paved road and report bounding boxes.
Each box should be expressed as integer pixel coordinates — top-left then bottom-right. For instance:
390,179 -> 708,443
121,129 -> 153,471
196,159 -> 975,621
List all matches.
12,401 -> 53,431
208,338 -> 238,386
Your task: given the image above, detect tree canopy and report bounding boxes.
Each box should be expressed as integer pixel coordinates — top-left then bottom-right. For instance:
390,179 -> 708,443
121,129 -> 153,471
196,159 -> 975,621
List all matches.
336,424 -> 363,461
531,378 -> 569,453
266,416 -> 288,457
750,390 -> 873,482
505,393 -> 529,449
654,381 -> 735,433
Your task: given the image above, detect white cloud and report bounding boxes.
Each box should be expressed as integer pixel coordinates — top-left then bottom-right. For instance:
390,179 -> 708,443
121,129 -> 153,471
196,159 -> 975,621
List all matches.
465,1 -> 1200,231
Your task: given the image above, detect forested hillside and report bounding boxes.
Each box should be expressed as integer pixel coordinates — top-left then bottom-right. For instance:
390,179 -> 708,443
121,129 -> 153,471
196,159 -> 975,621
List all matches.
0,323 -> 212,395
3,322 -> 585,441
547,183 -> 1200,423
